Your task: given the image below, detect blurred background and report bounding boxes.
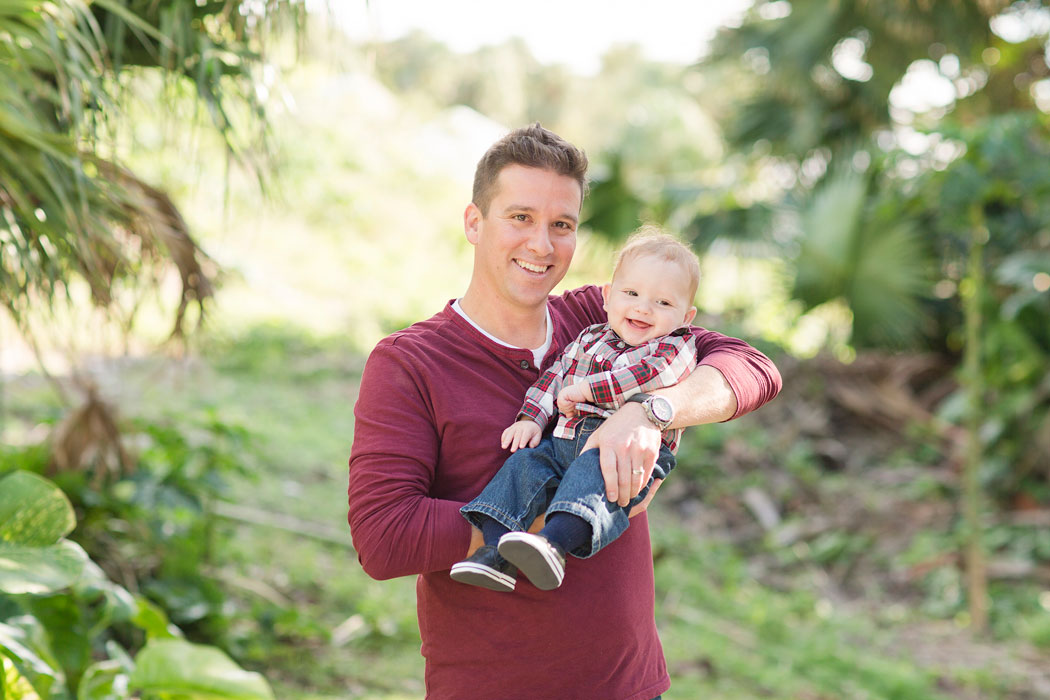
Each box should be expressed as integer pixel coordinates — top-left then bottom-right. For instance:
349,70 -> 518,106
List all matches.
2,1 -> 1050,698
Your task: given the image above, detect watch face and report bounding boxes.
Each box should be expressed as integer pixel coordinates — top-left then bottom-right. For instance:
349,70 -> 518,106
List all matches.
650,397 -> 673,423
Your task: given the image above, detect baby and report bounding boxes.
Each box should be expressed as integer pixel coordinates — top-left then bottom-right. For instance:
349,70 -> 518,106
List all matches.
451,227 -> 701,592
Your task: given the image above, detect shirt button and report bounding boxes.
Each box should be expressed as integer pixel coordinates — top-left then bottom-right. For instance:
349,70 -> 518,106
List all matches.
519,360 -> 530,369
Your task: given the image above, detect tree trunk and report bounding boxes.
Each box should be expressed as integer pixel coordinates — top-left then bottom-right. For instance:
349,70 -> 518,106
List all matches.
963,204 -> 989,634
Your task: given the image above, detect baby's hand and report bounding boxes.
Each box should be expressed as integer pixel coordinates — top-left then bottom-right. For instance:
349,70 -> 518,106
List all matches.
556,383 -> 590,418
501,420 -> 542,452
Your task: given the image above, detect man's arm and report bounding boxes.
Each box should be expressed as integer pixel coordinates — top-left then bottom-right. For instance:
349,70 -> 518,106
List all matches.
586,329 -> 781,506
348,342 -> 471,580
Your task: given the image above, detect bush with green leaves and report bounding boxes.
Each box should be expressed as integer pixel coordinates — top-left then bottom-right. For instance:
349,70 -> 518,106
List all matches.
0,411 -> 255,648
0,470 -> 274,699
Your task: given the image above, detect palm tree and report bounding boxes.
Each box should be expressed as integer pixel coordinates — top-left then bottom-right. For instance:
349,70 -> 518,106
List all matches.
0,0 -> 305,352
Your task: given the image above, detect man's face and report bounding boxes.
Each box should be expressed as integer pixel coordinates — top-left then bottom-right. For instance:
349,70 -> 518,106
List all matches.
465,165 -> 582,313
602,254 -> 697,346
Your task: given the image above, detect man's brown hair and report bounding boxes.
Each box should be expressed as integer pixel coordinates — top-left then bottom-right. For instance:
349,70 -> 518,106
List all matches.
472,123 -> 589,215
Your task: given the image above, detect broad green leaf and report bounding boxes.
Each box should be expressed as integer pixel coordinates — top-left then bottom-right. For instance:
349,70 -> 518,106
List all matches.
129,640 -> 273,700
2,655 -> 42,700
0,622 -> 57,679
0,540 -> 88,595
77,661 -> 128,700
21,590 -> 92,686
0,472 -> 75,546
0,664 -> 43,700
0,620 -> 57,700
131,598 -> 181,641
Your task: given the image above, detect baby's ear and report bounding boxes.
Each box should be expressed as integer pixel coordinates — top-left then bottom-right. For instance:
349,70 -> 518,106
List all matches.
683,306 -> 697,326
601,284 -> 611,308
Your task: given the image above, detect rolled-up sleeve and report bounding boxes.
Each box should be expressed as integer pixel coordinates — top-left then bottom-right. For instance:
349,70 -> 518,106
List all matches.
690,328 -> 782,419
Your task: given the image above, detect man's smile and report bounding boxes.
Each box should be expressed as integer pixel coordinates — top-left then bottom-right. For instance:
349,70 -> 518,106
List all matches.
515,259 -> 550,274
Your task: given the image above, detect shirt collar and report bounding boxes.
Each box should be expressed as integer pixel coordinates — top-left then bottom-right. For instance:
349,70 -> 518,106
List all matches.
601,324 -> 690,346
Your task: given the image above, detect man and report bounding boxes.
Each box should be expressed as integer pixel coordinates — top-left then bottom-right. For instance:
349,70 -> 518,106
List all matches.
348,124 -> 780,699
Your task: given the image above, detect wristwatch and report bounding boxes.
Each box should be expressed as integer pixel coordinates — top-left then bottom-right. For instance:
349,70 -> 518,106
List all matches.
625,393 -> 674,431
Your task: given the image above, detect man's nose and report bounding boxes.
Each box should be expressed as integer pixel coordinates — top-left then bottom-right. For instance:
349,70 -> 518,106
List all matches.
526,227 -> 554,256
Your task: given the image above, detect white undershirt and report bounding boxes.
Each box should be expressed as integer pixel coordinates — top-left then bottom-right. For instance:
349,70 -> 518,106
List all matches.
452,299 -> 553,367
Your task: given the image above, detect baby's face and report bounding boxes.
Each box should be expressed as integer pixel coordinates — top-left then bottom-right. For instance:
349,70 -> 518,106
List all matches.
602,254 -> 697,346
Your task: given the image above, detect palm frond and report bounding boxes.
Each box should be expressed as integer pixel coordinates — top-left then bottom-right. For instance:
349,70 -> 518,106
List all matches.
791,169 -> 931,347
0,1 -> 215,337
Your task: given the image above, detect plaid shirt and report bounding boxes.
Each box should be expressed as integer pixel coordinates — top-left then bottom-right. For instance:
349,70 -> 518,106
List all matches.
517,323 -> 698,452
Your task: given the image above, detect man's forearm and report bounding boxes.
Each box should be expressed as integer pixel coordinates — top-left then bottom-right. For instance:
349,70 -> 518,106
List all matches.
652,364 -> 737,428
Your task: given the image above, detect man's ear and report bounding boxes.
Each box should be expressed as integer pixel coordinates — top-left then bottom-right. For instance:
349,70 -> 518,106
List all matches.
683,306 -> 697,326
464,203 -> 482,245
601,284 -> 611,310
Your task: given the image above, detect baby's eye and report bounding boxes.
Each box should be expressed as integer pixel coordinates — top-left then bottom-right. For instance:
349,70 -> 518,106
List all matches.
657,300 -> 671,306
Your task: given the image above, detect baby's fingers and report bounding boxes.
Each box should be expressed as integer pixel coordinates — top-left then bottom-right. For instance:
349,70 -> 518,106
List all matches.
512,434 -> 530,452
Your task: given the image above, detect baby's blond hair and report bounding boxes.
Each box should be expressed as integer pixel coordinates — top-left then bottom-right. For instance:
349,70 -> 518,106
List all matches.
612,225 -> 701,301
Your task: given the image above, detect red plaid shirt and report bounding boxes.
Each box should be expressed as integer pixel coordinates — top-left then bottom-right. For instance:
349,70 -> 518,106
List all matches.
517,323 -> 698,452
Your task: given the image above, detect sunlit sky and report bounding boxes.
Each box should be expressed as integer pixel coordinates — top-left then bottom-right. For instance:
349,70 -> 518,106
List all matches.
326,0 -> 753,74
319,1 -> 1050,115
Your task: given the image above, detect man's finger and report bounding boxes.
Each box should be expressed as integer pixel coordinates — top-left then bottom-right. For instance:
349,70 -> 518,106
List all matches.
599,442 -> 618,502
628,464 -> 645,501
617,457 -> 632,507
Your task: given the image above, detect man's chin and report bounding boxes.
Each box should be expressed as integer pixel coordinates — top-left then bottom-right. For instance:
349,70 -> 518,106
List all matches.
511,280 -> 564,305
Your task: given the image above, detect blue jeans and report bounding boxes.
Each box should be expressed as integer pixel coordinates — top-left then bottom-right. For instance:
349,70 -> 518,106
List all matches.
461,416 -> 676,558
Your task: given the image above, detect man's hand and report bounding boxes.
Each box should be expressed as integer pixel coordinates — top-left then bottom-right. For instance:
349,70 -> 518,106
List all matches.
556,382 -> 590,418
582,402 -> 661,507
501,420 -> 542,452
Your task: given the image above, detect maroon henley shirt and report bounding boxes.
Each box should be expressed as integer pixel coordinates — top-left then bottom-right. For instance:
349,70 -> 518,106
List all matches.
348,285 -> 781,700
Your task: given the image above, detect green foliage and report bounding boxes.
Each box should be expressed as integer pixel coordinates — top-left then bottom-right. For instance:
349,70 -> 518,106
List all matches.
73,412 -> 252,641
0,403 -> 257,648
0,472 -> 88,597
581,155 -> 647,241
202,322 -> 360,383
915,115 -> 1050,499
707,0 -> 1011,156
791,168 -> 930,347
1,0 -> 308,345
129,640 -> 273,700
0,471 -> 274,700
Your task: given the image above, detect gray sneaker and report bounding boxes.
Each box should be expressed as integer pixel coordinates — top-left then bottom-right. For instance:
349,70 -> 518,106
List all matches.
450,545 -> 517,592
498,532 -> 566,590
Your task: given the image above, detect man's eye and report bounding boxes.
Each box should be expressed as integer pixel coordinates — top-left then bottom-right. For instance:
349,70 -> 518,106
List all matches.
514,214 -> 528,222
